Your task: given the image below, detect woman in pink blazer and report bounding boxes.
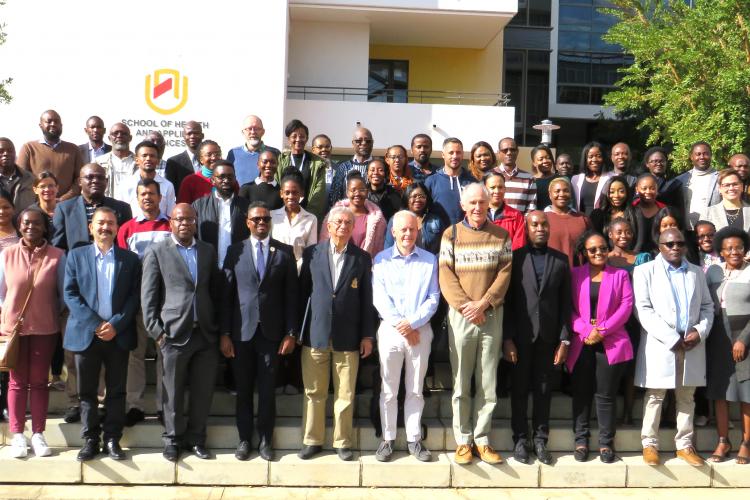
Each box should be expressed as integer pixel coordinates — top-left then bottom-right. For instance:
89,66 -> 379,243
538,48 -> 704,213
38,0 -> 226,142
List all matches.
568,231 -> 634,464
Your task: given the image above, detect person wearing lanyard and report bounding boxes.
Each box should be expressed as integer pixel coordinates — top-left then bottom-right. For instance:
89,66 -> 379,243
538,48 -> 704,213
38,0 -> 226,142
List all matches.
633,228 -> 714,466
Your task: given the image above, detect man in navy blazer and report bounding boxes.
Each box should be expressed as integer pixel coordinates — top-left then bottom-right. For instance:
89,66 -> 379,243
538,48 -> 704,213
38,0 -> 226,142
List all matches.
220,202 -> 299,461
297,205 -> 375,461
63,207 -> 141,462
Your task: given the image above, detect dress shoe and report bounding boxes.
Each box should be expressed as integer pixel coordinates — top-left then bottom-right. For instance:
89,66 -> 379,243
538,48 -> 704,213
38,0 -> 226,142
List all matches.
77,439 -> 100,462
676,446 -> 704,466
105,439 -> 126,460
454,444 -> 473,465
534,441 -> 553,465
642,446 -> 660,465
513,440 -> 530,464
574,446 -> 589,462
186,444 -> 212,459
337,447 -> 353,461
407,440 -> 432,462
163,444 -> 180,462
234,441 -> 251,461
125,408 -> 145,427
258,438 -> 274,461
599,447 -> 617,464
298,444 -> 322,460
64,406 -> 81,424
473,444 -> 503,465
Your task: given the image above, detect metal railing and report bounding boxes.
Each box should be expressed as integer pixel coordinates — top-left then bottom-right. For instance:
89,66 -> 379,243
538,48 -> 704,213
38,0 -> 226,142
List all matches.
287,85 -> 511,106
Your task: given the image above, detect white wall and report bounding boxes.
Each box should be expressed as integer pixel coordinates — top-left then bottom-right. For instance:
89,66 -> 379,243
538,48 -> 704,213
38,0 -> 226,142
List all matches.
290,0 -> 517,14
0,0 -> 290,158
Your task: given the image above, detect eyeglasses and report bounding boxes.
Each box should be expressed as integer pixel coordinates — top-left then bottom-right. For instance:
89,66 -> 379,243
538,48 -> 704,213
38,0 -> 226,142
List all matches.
647,159 -> 666,165
353,138 -> 373,144
500,148 -> 518,153
248,216 -> 271,224
330,219 -> 353,227
721,182 -> 741,189
409,193 -> 427,200
660,241 -> 686,249
214,174 -> 235,181
697,233 -> 715,240
386,155 -> 405,161
722,246 -> 745,254
82,174 -> 107,181
586,246 -> 609,255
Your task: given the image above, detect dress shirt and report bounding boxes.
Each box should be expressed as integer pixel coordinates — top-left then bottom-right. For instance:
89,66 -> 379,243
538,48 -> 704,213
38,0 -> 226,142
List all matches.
118,172 -> 176,218
186,150 -> 200,172
215,192 -> 233,267
86,143 -> 108,163
328,240 -> 347,289
96,152 -> 136,198
95,244 -> 116,321
270,206 -> 317,271
172,234 -> 198,320
663,257 -> 690,334
249,234 -> 270,278
372,245 -> 440,329
156,159 -> 167,179
254,177 -> 278,187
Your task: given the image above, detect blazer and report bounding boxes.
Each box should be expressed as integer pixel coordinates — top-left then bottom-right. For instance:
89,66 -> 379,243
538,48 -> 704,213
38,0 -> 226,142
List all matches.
78,143 -> 112,163
141,237 -> 221,346
673,169 -> 721,226
571,172 -> 614,213
633,254 -> 714,388
299,240 -> 376,351
503,245 -> 571,345
62,244 -> 141,352
165,150 -> 195,193
221,238 -> 299,342
567,264 -> 634,372
699,202 -> 750,232
51,196 -> 133,251
192,194 -> 250,252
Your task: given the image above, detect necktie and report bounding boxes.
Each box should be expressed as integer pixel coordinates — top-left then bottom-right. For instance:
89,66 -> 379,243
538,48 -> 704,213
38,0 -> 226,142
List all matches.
256,241 -> 265,281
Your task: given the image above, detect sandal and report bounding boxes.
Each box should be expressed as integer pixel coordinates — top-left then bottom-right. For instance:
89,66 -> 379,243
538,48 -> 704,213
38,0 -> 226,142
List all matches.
737,440 -> 750,465
708,437 -> 732,463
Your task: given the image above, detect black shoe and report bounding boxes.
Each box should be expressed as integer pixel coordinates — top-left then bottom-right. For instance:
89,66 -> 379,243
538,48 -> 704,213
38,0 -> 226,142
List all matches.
187,444 -> 211,459
125,408 -> 145,427
163,444 -> 180,462
258,438 -> 274,461
513,440 -> 530,464
298,444 -> 322,460
98,406 -> 107,420
534,442 -> 553,465
600,447 -> 617,464
105,439 -> 126,460
337,447 -> 353,461
64,406 -> 81,424
77,439 -> 100,462
574,446 -> 589,462
235,441 -> 251,461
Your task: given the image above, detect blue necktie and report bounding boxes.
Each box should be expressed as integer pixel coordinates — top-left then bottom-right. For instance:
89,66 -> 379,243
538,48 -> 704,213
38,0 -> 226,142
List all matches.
256,241 -> 265,281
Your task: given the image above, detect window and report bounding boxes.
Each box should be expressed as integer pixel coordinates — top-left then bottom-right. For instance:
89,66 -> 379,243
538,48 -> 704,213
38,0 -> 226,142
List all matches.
504,50 -> 550,145
368,60 -> 408,103
510,0 -> 551,27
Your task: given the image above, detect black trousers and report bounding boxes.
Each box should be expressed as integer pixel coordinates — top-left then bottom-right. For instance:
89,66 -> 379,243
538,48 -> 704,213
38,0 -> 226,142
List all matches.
233,332 -> 279,444
510,338 -> 557,445
75,337 -> 129,442
571,344 -> 626,448
160,330 -> 219,447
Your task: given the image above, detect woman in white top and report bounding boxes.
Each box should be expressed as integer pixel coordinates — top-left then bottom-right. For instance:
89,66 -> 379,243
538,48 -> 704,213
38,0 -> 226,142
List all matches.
700,168 -> 750,233
271,169 -> 318,273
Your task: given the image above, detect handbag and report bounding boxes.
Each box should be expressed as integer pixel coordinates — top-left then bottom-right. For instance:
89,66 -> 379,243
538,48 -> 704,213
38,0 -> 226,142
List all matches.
0,247 -> 47,371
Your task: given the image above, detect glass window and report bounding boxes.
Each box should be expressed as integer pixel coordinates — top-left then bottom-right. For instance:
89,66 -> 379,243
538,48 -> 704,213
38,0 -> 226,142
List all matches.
368,60 -> 408,103
558,52 -> 592,84
510,0 -> 528,25
559,6 -> 592,30
529,0 -> 551,26
559,31 -> 591,51
558,86 -> 591,104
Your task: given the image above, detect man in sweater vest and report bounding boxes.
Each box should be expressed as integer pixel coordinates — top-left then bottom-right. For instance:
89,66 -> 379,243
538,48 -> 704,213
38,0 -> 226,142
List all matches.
439,183 -> 512,466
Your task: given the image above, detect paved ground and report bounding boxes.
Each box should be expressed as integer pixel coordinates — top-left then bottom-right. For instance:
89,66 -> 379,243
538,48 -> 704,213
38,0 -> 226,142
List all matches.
1,487 -> 749,500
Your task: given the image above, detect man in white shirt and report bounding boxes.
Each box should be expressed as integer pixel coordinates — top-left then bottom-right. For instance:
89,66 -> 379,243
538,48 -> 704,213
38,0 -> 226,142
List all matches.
96,122 -> 136,198
118,141 -> 176,218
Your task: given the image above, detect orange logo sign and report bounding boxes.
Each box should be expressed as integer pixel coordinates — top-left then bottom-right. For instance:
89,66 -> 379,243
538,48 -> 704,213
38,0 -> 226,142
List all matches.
145,69 -> 188,115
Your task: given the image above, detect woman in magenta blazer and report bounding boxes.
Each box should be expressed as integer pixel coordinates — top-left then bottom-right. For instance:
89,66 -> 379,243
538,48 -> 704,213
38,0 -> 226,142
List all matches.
568,231 -> 634,464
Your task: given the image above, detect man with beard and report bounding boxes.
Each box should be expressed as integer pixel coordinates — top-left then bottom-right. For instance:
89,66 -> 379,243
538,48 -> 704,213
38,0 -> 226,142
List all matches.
118,141 -> 176,218
610,142 -> 636,188
95,123 -> 136,199
78,116 -> 111,163
728,153 -> 750,202
17,109 -> 83,200
166,121 -> 205,192
227,115 -> 280,187
328,127 -> 374,206
145,130 -> 168,179
410,134 -> 439,183
673,142 -> 721,230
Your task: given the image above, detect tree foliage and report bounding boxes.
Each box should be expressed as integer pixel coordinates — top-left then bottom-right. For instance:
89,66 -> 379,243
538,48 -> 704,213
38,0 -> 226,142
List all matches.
602,0 -> 750,171
0,0 -> 11,105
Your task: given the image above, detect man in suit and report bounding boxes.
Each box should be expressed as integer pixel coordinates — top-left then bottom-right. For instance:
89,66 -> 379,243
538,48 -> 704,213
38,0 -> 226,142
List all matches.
672,141 -> 722,230
78,116 -> 111,163
165,121 -> 204,193
220,202 -> 298,461
297,206 -> 375,461
63,207 -> 141,461
634,228 -> 714,466
141,203 -> 221,462
503,210 -> 571,465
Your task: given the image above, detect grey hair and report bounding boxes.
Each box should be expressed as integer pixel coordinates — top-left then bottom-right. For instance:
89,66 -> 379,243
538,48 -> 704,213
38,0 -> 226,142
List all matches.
328,206 -> 355,223
460,182 -> 490,204
392,210 -> 418,227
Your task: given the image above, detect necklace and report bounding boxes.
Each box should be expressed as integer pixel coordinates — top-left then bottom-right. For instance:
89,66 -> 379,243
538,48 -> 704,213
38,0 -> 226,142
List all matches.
726,208 -> 741,226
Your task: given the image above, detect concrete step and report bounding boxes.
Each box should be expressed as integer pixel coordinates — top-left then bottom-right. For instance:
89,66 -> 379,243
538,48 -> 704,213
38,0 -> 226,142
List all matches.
0,446 -> 748,487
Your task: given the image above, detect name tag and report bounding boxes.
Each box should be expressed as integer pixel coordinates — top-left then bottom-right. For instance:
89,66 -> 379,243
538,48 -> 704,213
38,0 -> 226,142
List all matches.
351,278 -> 358,289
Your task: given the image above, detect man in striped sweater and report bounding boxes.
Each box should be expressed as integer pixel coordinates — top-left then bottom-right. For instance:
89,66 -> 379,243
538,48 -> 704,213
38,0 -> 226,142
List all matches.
495,137 -> 537,214
439,183 -> 513,466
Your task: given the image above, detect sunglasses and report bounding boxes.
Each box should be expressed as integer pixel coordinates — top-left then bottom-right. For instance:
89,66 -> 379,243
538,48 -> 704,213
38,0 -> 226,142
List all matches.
586,246 -> 609,255
248,216 -> 272,224
660,241 -> 686,249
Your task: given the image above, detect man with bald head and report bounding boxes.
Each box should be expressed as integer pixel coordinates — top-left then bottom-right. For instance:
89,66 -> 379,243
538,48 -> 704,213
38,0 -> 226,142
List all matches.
165,121 -> 205,192
141,203 -> 222,462
439,183 -> 512,466
328,127 -> 374,206
728,154 -> 750,201
96,122 -> 135,198
227,115 -> 280,186
503,210 -> 571,464
610,142 -> 636,187
78,116 -> 111,163
17,109 -> 83,200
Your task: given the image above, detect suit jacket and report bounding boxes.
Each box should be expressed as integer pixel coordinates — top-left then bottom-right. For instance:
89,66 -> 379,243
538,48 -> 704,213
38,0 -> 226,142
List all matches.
673,169 -> 721,227
221,238 -> 299,342
51,196 -> 132,251
503,245 -> 571,345
78,143 -> 112,163
62,244 -> 141,352
633,254 -> 714,388
567,264 -> 634,373
299,240 -> 376,351
192,194 -> 250,252
571,172 -> 614,213
141,237 -> 221,346
699,202 -> 750,232
165,150 -> 195,193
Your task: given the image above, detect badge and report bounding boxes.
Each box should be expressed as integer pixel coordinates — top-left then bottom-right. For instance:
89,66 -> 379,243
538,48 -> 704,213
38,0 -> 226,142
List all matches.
351,278 -> 358,289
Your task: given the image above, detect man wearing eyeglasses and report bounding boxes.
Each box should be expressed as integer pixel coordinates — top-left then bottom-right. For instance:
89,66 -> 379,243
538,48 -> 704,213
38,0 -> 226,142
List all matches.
494,137 -> 536,214
95,122 -> 136,199
328,127 -> 374,206
226,115 -> 280,187
633,228 -> 714,466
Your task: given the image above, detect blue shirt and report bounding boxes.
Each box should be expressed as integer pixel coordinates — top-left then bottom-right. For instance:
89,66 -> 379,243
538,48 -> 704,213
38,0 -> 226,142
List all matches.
372,244 -> 440,329
663,257 -> 690,333
95,245 -> 116,320
172,235 -> 198,320
226,143 -> 279,186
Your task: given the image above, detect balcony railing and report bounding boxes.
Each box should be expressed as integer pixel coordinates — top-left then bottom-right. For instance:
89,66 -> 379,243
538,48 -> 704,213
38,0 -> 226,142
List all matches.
287,85 -> 511,106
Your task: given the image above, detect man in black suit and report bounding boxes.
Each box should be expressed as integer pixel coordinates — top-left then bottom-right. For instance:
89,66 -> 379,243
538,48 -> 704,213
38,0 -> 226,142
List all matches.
165,120 -> 204,192
503,210 -> 571,465
297,206 -> 375,462
63,207 -> 141,462
221,202 -> 298,461
78,116 -> 111,163
141,203 -> 222,462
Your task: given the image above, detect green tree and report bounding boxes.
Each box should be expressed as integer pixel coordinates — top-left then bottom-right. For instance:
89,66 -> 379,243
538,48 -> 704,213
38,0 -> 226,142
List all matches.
602,0 -> 750,171
0,0 -> 10,104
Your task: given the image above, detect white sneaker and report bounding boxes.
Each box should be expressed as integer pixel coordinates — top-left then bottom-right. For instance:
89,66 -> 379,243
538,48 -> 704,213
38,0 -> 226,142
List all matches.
695,415 -> 709,427
10,433 -> 28,458
31,433 -> 51,457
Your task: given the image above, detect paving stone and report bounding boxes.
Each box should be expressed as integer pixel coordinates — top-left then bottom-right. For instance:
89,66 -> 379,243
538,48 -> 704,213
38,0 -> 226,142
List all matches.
622,453 -> 712,487
361,452 -> 450,487
0,446 -> 81,483
539,453 -> 626,487
177,450 -> 268,485
82,448 -> 174,484
449,454 -> 539,487
269,451 -> 360,487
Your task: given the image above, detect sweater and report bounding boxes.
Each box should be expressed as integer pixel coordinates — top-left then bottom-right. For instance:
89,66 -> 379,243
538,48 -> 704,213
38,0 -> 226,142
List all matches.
239,181 -> 283,210
438,221 -> 512,310
545,210 -> 592,268
16,140 -> 83,200
177,172 -> 213,204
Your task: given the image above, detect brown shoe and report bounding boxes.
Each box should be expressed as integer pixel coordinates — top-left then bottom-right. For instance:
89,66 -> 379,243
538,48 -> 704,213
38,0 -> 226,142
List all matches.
473,443 -> 504,465
454,444 -> 473,465
643,446 -> 660,465
676,446 -> 704,466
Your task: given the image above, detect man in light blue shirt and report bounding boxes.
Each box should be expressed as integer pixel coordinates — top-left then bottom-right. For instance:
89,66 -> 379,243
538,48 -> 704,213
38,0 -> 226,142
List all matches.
372,210 -> 439,463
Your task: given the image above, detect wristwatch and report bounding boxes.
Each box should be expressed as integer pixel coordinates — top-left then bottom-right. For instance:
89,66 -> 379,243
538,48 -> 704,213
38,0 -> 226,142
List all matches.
560,340 -> 571,346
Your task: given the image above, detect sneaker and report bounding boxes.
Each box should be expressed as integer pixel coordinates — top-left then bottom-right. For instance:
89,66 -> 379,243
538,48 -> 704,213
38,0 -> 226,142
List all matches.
408,440 -> 432,462
10,433 -> 28,458
375,440 -> 394,462
694,415 -> 709,427
31,433 -> 51,457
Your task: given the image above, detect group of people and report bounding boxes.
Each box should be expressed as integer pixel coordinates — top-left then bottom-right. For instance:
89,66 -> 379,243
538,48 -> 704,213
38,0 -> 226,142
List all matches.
0,109 -> 748,473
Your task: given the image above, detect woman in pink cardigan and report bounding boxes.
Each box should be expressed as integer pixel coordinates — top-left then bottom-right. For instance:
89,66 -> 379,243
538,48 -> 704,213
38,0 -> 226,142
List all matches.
567,230 -> 634,464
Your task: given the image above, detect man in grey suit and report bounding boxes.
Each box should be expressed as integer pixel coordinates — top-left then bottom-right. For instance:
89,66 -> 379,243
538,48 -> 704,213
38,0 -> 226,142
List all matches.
672,141 -> 721,230
141,203 -> 221,462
